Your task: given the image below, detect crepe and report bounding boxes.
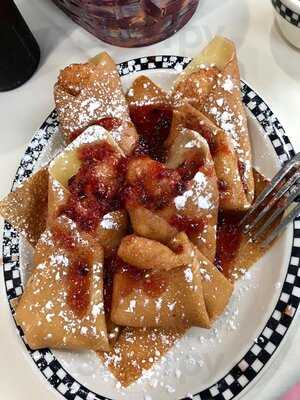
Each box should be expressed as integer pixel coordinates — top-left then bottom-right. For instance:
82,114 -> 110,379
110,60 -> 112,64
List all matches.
168,104 -> 251,211
166,121 -> 219,261
111,233 -> 233,329
48,125 -> 128,257
117,234 -> 191,271
125,139 -> 219,262
99,327 -> 184,387
0,168 -> 48,246
54,52 -> 138,154
172,36 -> 235,108
15,216 -> 109,351
111,234 -> 209,329
172,36 -> 254,210
173,65 -> 218,110
126,75 -> 171,108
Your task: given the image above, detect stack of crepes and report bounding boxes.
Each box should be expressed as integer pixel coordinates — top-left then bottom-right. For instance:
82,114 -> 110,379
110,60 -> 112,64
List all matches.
0,37 -> 268,387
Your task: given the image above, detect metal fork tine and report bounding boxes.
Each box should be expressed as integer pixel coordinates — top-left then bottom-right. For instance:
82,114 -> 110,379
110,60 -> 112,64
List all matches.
243,172 -> 300,235
252,185 -> 300,243
262,202 -> 300,247
239,154 -> 300,231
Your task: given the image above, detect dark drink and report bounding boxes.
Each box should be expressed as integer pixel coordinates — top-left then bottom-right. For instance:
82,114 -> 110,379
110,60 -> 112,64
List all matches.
52,0 -> 199,47
0,0 -> 40,91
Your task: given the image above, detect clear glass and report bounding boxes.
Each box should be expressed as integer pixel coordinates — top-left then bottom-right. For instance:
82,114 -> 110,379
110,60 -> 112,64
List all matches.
52,0 -> 199,47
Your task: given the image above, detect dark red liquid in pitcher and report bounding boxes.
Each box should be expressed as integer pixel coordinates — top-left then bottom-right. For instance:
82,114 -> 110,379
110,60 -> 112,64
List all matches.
51,0 -> 200,48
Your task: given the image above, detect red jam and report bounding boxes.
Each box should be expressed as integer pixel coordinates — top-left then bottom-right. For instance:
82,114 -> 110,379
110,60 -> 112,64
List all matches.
215,212 -> 243,277
177,158 -> 205,182
52,225 -> 76,251
51,225 -> 92,317
184,118 -> 231,157
60,141 -> 127,232
103,254 -> 168,311
67,255 -> 91,317
124,156 -> 184,210
78,141 -> 118,162
61,196 -> 106,233
218,179 -> 229,193
169,214 -> 205,236
103,252 -> 120,315
69,117 -> 121,142
94,117 -> 121,132
130,105 -> 173,162
118,258 -> 169,298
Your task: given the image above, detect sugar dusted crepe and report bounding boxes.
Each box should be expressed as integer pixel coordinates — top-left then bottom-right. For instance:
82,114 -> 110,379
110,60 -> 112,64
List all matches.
172,36 -> 254,210
126,75 -> 171,108
166,121 -> 219,261
48,125 -> 128,257
168,104 -> 251,211
117,234 -> 192,271
111,233 -> 233,329
54,52 -> 138,154
15,216 -> 109,351
0,168 -> 48,246
99,327 -> 184,387
125,141 -> 218,262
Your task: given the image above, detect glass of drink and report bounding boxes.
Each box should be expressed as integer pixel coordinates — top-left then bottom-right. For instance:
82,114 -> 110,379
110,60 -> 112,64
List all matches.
51,0 -> 200,47
0,0 -> 40,91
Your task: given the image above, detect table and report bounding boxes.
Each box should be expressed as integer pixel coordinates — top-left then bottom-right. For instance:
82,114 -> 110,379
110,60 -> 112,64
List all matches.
0,0 -> 299,399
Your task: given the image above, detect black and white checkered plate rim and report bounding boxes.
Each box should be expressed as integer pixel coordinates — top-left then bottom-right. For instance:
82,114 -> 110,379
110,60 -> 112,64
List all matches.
272,0 -> 300,28
2,55 -> 299,400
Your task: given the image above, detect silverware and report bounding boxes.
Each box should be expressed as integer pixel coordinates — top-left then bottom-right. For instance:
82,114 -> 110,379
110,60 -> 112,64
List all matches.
239,153 -> 300,246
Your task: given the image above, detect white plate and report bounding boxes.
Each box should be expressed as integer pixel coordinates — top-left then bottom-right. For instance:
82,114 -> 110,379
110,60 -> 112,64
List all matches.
3,55 -> 300,400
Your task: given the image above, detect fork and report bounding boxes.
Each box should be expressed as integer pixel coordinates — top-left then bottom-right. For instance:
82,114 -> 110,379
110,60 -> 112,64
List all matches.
239,153 -> 300,246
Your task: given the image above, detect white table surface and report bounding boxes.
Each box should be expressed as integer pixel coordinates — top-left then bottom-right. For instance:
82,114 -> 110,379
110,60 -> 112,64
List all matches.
0,0 -> 299,399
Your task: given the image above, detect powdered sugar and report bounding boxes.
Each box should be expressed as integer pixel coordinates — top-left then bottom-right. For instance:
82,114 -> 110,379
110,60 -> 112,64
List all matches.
174,190 -> 193,210
100,212 -> 120,230
174,171 -> 213,211
125,300 -> 137,313
55,62 -> 132,140
222,75 -> 235,93
184,267 -> 193,283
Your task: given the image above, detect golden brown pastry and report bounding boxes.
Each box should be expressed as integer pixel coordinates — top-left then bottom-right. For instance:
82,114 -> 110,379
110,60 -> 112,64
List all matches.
111,264 -> 210,329
125,142 -> 218,262
117,234 -> 192,271
0,168 -> 48,246
126,75 -> 171,108
173,65 -> 219,110
166,121 -> 219,261
168,104 -> 251,211
54,52 -> 138,154
48,126 -> 128,257
99,327 -> 184,387
193,247 -> 233,321
172,36 -> 254,210
111,233 -> 233,329
15,216 -> 109,351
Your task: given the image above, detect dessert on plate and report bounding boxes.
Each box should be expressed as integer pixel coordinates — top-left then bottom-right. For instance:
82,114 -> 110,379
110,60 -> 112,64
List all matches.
0,36 -> 279,387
